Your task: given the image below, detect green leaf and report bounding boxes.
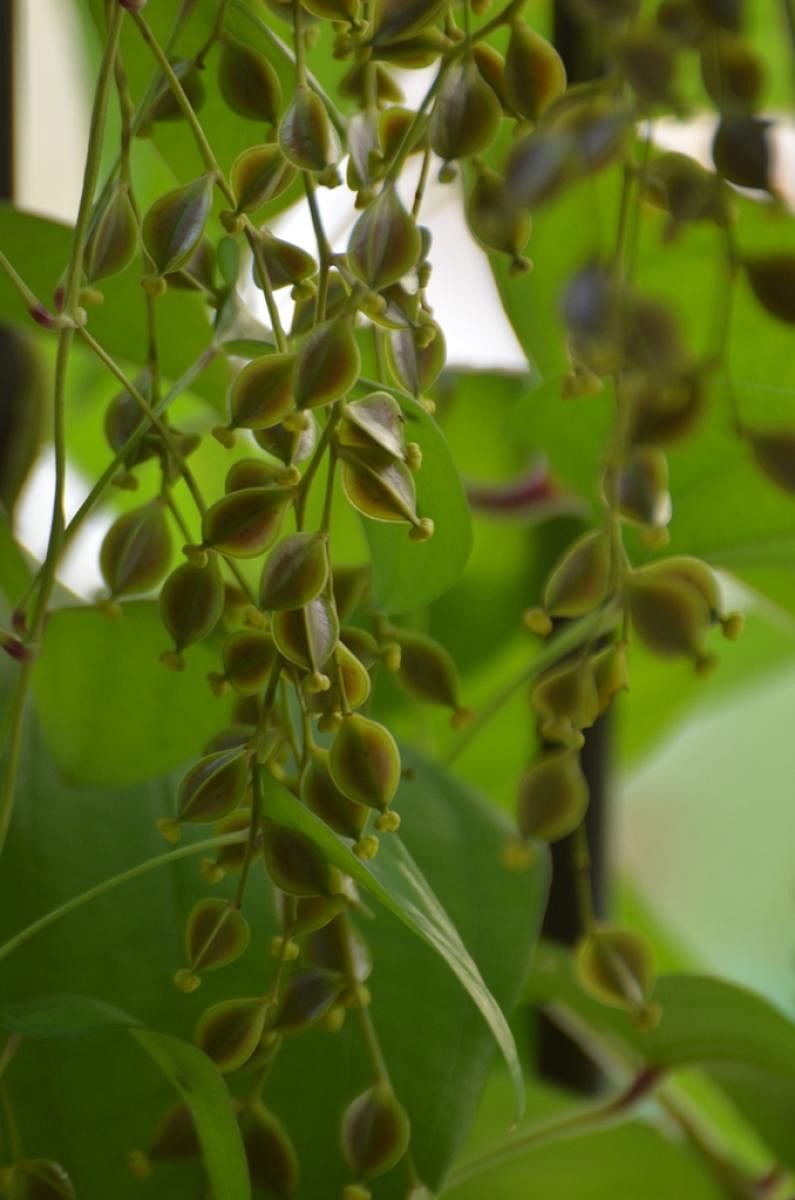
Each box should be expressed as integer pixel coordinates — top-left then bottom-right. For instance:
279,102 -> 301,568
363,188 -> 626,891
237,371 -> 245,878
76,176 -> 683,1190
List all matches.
32,601 -> 230,786
0,994 -> 140,1039
363,397 -> 473,614
132,1029 -> 251,1200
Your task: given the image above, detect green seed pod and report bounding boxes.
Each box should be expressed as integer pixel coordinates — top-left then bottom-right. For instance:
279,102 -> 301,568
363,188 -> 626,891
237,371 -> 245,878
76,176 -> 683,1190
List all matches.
551,94 -> 630,174
160,557 -> 225,661
334,641 -> 372,710
184,897 -> 250,975
504,22 -> 567,122
505,130 -> 574,208
530,657 -> 600,746
339,62 -> 404,107
591,641 -> 629,715
712,114 -> 772,191
370,0 -> 449,45
225,459 -> 297,493
643,152 -> 729,240
348,184 -> 421,290
746,426 -> 795,494
201,486 -> 292,558
218,629 -> 278,694
289,893 -> 348,935
429,57 -> 502,163
340,626 -> 379,670
340,445 -> 422,531
260,532 -> 329,611
542,529 -> 611,619
387,320 -> 446,394
166,236 -> 217,293
516,750 -> 588,842
99,500 -> 172,599
149,1103 -> 201,1161
341,1084 -> 411,1181
391,628 -> 470,724
329,714 -> 401,812
278,86 -> 341,181
177,748 -> 249,824
231,144 -> 298,214
575,925 -> 657,1022
138,58 -> 206,133
103,369 -> 160,470
334,565 -> 371,620
292,269 -> 350,336
626,566 -> 713,666
340,392 -> 406,459
274,967 -> 345,1031
612,28 -> 677,105
615,446 -> 672,527
253,232 -> 317,293
218,38 -> 281,124
7,1161 -> 75,1200
84,181 -> 138,284
142,175 -> 213,278
627,368 -> 707,446
700,33 -> 765,109
254,413 -> 318,465
308,915 -> 372,982
370,28 -> 451,69
0,327 -> 45,517
294,318 -> 361,409
195,997 -> 268,1073
378,106 -> 424,169
744,254 -> 795,324
227,354 -> 296,432
467,164 -> 531,273
263,823 -> 333,896
301,746 -> 370,839
271,594 -> 340,674
693,0 -> 741,32
473,42 -> 510,110
239,1103 -> 299,1199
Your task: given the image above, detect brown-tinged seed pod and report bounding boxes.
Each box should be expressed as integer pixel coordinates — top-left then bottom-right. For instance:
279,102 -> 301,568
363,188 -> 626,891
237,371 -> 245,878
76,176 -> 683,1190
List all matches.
504,22 -> 567,122
378,106 -> 424,169
201,486 -> 292,558
744,254 -> 795,324
142,175 -> 213,278
612,28 -> 677,105
218,38 -> 282,124
103,369 -> 159,468
260,532 -> 329,611
516,750 -> 589,842
627,368 -> 707,446
370,28 -> 451,69
370,0 -> 449,45
334,641 -> 372,710
615,446 -> 672,528
294,318 -> 361,409
184,897 -> 250,975
301,746 -> 370,839
334,566 -> 371,620
226,354 -> 296,433
231,144 -> 298,214
387,320 -> 446,394
304,0 -> 360,22
218,629 -> 278,694
391,628 -> 470,724
530,657 -> 600,746
205,807 -> 263,879
339,62 -> 404,107
177,748 -> 249,824
160,556 -> 225,663
255,413 -> 318,466
693,0 -> 741,31
271,594 -> 340,673
340,393 -> 406,459
341,1084 -> 411,1181
225,459 -> 297,493
429,58 -> 502,163
340,626 -> 380,669
99,500 -> 171,599
348,184 -> 422,290
505,130 -> 575,209
712,114 -> 772,191
289,893 -> 348,935
340,445 -> 421,529
643,152 -> 729,239
473,42 -> 509,109
7,1160 -> 75,1199
308,915 -> 372,982
746,426 -> 795,494
591,641 -> 629,715
263,824 -> 332,896
575,924 -> 658,1024
84,181 -> 138,283
329,714 -> 401,812
253,233 -> 317,293
626,566 -> 713,666
166,236 -> 217,293
292,269 -> 350,336
195,997 -> 268,1073
552,95 -> 630,174
279,85 -> 341,181
138,58 -> 205,133
149,1103 -> 202,1161
542,529 -> 611,619
467,164 -> 531,273
274,967 -> 345,1031
239,1103 -> 299,1198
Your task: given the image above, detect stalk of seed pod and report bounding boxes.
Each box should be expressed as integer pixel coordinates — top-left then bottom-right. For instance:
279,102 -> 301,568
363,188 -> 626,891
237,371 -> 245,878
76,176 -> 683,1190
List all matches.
159,556 -> 226,669
218,38 -> 282,125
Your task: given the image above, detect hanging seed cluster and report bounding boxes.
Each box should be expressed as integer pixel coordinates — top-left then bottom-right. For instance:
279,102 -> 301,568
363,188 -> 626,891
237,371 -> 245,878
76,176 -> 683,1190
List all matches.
8,0 -> 792,1189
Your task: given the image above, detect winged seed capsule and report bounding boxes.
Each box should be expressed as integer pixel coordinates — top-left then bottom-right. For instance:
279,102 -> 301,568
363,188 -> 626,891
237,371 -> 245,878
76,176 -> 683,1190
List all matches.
341,1083 -> 411,1181
218,38 -> 282,124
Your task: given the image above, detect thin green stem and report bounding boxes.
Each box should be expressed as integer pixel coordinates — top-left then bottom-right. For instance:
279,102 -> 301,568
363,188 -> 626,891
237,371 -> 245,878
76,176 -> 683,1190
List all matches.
294,408 -> 340,530
234,762 -> 264,907
245,222 -> 289,353
0,1037 -> 21,1085
0,1086 -> 22,1163
0,832 -> 248,966
293,0 -> 307,84
196,0 -> 232,66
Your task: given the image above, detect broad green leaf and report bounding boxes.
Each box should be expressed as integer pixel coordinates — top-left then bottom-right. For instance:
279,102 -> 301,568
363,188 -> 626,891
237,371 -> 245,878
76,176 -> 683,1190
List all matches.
0,994 -> 139,1038
32,601 -> 231,786
363,397 -> 473,614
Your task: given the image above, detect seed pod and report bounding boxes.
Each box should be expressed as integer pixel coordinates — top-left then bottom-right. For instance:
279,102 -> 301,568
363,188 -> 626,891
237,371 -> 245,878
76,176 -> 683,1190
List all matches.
340,393 -> 406,459
195,997 -> 268,1073
239,1103 -> 299,1199
627,368 -> 707,446
255,413 -> 318,466
103,369 -> 160,471
302,746 -> 369,839
274,967 -> 345,1031
329,714 -> 401,812
138,58 -> 206,133
370,0 -> 449,45
377,106 -> 423,169
99,500 -> 172,599
391,628 -> 470,724
542,529 -> 611,619
575,925 -> 656,1020
0,327 -> 45,517
341,1084 -> 410,1182
340,445 -> 422,530
387,320 -> 446,394
467,164 -> 531,273
231,144 -> 298,214
218,38 -> 281,124
308,915 -> 372,982
226,354 -> 296,433
218,629 -> 278,694
591,641 -> 629,715
279,86 -> 340,182
84,181 -> 138,283
263,823 -> 332,896
225,459 -> 296,493
294,318 -> 361,409
184,897 -> 250,975
348,184 -> 421,290
516,750 -> 588,842
149,1103 -> 202,1161
7,1160 -> 75,1199
505,130 -> 574,208
201,486 -> 292,558
612,28 -> 677,105
292,270 -> 350,336
339,62 -> 404,107
370,28 -> 451,69
166,236 -> 217,292
334,566 -> 371,620
744,254 -> 795,324
177,748 -> 249,824
713,114 -> 771,190
142,175 -> 213,278
504,23 -> 566,122
271,594 -> 340,674
260,532 -> 329,611
626,565 -> 713,665
473,42 -> 509,109
429,57 -> 502,163
700,34 -> 765,109
746,426 -> 795,494
693,0 -> 741,32
552,94 -> 630,174
253,233 -> 317,293
160,557 -> 225,660
289,893 -> 348,935
615,446 -> 672,527
530,658 -> 599,746
334,641 -> 372,710
643,152 -> 729,239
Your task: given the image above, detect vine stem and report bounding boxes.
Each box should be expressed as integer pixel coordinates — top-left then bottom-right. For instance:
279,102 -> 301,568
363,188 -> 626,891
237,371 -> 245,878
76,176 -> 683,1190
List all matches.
0,5 -> 124,861
0,832 -> 248,966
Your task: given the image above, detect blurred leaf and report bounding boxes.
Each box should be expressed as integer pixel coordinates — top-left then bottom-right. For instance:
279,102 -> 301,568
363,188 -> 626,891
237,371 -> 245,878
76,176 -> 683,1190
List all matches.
0,994 -> 139,1038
